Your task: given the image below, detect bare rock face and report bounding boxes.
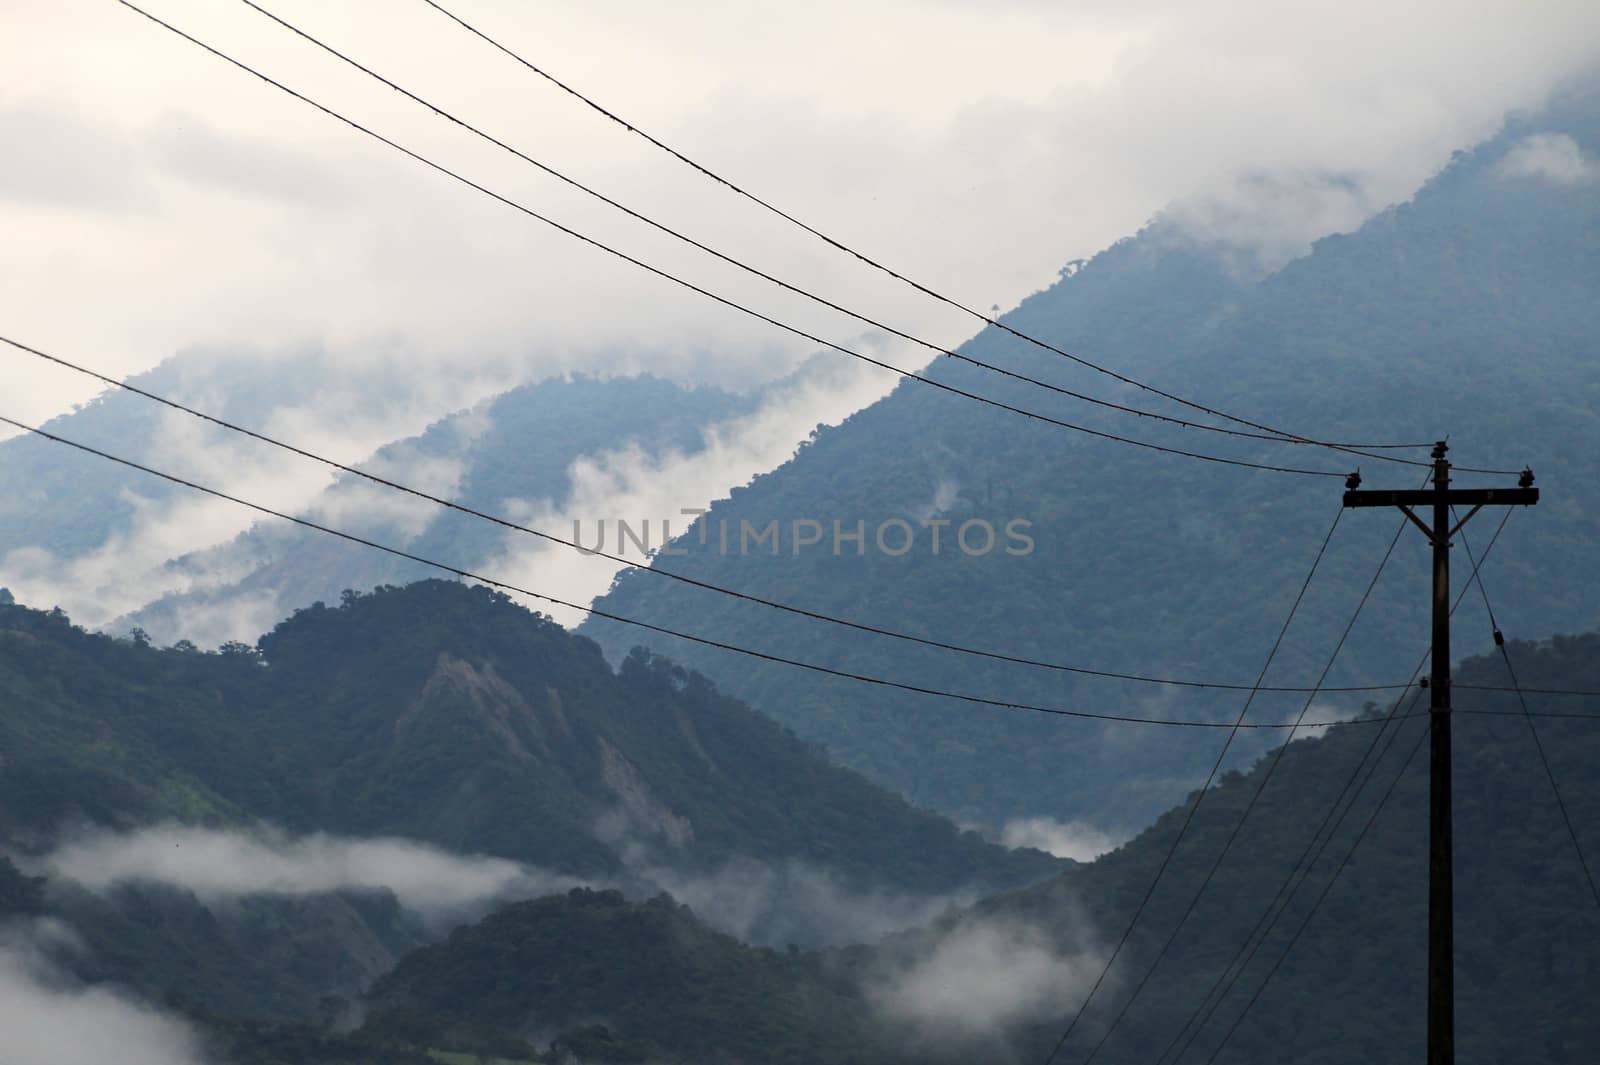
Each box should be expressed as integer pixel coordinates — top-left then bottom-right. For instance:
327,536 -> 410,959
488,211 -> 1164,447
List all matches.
406,653 -> 542,762
596,737 -> 694,851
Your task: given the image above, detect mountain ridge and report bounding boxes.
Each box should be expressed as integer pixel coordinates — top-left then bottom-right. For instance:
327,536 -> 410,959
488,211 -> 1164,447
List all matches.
579,87 -> 1600,831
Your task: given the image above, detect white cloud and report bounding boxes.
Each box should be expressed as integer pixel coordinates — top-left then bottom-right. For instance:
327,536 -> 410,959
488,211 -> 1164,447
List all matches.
3,0 -> 1597,438
1158,170 -> 1380,276
38,824 -> 584,918
306,453 -> 468,538
636,856 -> 973,948
0,920 -> 213,1065
0,348 -> 528,629
145,588 -> 286,651
3,0 -> 1596,637
1001,817 -> 1121,862
5,346 -> 888,643
1494,132 -> 1598,185
870,916 -> 1103,1042
34,822 -> 994,951
480,352 -> 892,626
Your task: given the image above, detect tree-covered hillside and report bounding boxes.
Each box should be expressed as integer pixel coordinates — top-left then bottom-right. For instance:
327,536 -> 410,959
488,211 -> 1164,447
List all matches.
2,581 -> 1057,885
582,85 -> 1600,832
0,580 -> 1059,1016
367,888 -> 893,1065
356,631 -> 1600,1065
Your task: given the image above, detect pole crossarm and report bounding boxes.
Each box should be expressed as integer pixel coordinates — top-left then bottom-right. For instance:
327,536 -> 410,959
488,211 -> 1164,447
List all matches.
1343,487 -> 1539,508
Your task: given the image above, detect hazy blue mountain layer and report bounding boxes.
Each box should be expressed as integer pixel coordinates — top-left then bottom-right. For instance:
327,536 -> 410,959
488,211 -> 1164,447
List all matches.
582,85 -> 1600,831
117,371 -> 754,644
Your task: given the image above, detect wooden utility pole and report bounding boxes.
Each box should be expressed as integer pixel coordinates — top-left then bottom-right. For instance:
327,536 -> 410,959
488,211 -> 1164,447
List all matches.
1343,441 -> 1538,1065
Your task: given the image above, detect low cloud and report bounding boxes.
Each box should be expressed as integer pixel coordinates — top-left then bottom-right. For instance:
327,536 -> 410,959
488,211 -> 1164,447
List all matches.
6,0 -> 1599,451
1279,696 -> 1363,740
1001,817 -> 1121,862
34,822 -> 973,951
638,856 -> 973,948
1493,132 -> 1598,185
305,452 -> 468,540
482,351 -> 892,627
0,349 -> 528,631
1159,170 -> 1380,275
0,919 -> 212,1065
134,588 -> 286,652
594,809 -> 979,947
869,915 -> 1103,1043
6,344 -> 887,646
909,477 -> 963,524
39,824 -> 584,919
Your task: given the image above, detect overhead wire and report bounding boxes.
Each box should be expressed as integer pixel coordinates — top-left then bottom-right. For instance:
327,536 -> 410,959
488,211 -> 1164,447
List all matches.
2,334 -> 1413,697
1159,687 -> 1425,1065
1199,715 -> 1433,1063
0,414 -> 1399,731
19,9 -> 1576,1050
1454,508 -> 1600,911
1039,505 -> 1346,1065
1072,489 -> 1416,1065
1455,706 -> 1600,720
1458,684 -> 1600,698
225,0 -> 1406,456
117,0 -> 1352,480
413,0 -> 1481,470
1158,492 -> 1518,1062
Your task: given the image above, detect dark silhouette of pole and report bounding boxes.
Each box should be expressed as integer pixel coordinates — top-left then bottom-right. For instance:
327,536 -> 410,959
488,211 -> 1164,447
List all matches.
1343,442 -> 1538,1065
1427,445 -> 1454,1065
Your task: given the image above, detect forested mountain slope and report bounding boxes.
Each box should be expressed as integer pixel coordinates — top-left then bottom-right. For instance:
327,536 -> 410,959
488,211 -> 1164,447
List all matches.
359,631 -> 1600,1065
0,581 -> 1054,885
583,86 -> 1600,831
0,581 -> 1058,1018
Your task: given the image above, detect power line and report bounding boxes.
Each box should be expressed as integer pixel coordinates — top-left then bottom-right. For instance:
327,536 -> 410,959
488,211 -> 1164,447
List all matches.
408,2 -> 1407,453
1159,501 -> 1520,1063
1200,715 -> 1432,1064
1159,687 -> 1425,1065
1458,684 -> 1600,698
1455,707 -> 1600,720
1454,509 -> 1600,912
118,0 -> 1352,480
227,0 -> 1407,457
3,334 -> 1411,697
1039,506 -> 1346,1065
412,0 -> 1526,479
1074,498 -> 1413,1065
0,414 -> 1398,732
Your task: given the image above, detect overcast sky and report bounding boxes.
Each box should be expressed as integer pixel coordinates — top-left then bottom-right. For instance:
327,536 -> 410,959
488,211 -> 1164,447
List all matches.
4,0 -> 1599,434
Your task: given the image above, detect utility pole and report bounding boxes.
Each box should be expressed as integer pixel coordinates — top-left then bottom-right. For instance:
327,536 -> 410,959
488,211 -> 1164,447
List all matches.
1343,441 -> 1538,1065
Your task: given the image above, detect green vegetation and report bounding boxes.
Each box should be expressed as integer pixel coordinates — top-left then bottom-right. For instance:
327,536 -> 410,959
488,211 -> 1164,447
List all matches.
3,88 -> 1598,1065
366,888 -> 894,1065
2,582 -> 1055,886
582,85 -> 1600,831
0,580 -> 1057,1019
357,632 -> 1600,1064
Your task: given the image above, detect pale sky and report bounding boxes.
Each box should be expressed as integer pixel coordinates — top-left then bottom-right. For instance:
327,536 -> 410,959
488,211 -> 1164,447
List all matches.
5,0 -> 1599,435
